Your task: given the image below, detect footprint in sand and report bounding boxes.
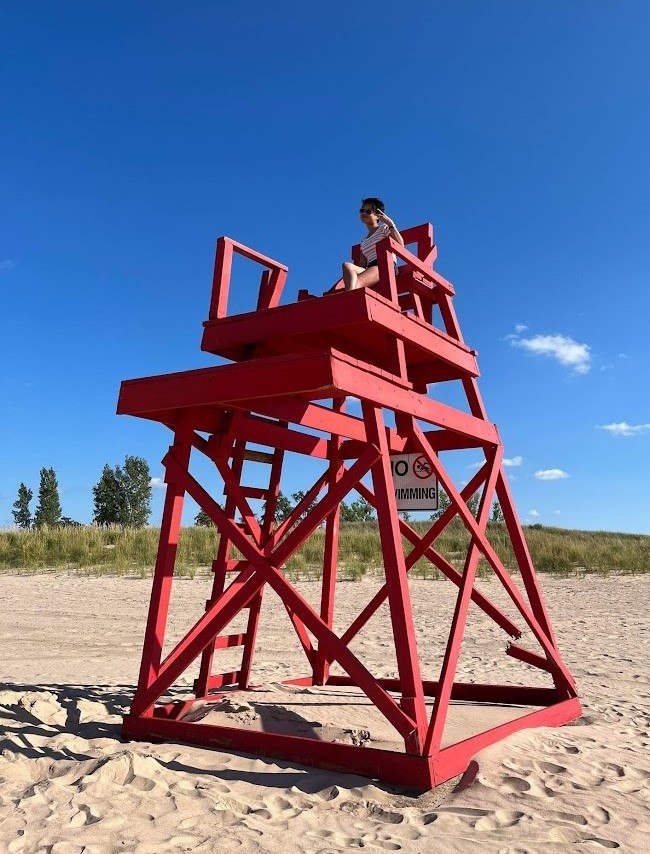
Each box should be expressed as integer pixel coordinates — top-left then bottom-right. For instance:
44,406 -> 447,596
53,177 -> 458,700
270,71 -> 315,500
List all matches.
69,804 -> 100,827
306,829 -> 401,851
535,761 -> 567,775
498,776 -> 531,794
587,806 -> 611,826
474,809 -> 526,831
366,804 -> 404,825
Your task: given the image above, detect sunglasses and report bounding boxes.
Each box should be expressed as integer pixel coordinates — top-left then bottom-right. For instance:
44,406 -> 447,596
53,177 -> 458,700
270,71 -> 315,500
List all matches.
359,208 -> 375,215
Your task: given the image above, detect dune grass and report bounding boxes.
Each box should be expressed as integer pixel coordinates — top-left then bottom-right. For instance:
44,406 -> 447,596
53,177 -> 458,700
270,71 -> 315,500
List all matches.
0,521 -> 647,578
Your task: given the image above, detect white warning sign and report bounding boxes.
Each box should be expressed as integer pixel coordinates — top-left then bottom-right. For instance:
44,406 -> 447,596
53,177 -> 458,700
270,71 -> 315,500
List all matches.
390,453 -> 438,511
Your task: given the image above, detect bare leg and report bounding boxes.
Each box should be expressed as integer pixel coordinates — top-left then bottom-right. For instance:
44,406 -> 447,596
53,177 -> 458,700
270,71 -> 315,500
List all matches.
342,262 -> 381,291
356,265 -> 381,290
342,262 -> 366,291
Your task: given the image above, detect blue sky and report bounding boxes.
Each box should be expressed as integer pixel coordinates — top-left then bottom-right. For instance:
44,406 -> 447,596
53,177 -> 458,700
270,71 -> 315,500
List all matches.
2,1 -> 649,533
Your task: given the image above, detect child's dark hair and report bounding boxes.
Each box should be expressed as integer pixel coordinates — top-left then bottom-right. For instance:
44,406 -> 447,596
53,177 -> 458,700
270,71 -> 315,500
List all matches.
361,197 -> 385,213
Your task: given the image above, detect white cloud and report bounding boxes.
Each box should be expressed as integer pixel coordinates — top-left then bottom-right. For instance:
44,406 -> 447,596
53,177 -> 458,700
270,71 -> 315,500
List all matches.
466,460 -> 483,470
509,333 -> 591,374
150,476 -> 166,489
553,509 -> 561,515
503,455 -> 523,467
515,323 -> 528,333
534,469 -> 569,481
0,259 -> 16,273
597,421 -> 650,438
529,509 -> 540,517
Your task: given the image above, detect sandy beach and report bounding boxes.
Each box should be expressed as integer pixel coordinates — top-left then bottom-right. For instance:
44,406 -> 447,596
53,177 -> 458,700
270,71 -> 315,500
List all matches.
1,572 -> 648,852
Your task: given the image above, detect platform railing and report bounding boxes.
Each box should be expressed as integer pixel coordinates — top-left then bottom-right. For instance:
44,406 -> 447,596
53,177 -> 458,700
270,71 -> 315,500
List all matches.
324,223 -> 439,303
208,224 -> 444,322
208,236 -> 288,320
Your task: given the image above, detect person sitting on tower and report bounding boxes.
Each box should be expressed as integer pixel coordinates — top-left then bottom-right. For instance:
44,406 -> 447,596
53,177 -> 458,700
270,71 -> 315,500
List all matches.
341,197 -> 405,291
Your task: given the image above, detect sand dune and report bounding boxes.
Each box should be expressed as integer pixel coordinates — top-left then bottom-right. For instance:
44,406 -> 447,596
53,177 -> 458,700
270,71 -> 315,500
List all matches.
1,573 -> 649,852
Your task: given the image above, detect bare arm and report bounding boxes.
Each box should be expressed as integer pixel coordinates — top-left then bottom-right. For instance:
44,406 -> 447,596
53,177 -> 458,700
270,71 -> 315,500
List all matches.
378,213 -> 405,247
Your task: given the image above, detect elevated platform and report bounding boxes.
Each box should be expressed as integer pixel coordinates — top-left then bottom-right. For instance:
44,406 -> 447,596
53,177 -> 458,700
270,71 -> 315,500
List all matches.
118,347 -> 497,446
201,285 -> 480,387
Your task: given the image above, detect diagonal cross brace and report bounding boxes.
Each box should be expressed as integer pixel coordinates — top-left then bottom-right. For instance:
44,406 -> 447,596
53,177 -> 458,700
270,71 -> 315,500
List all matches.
196,433 -> 328,663
131,447 -> 420,742
423,444 -> 502,754
335,466 -> 522,650
133,446 -> 378,716
411,423 -> 577,694
212,442 -> 317,663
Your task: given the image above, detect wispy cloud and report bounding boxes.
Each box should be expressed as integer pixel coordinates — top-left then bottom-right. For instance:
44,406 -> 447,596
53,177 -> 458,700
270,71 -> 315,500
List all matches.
534,469 -> 569,481
529,509 -> 540,517
0,259 -> 16,274
597,422 -> 650,438
503,455 -> 522,467
466,460 -> 483,470
150,476 -> 166,489
553,509 -> 561,515
507,331 -> 591,374
515,323 -> 528,333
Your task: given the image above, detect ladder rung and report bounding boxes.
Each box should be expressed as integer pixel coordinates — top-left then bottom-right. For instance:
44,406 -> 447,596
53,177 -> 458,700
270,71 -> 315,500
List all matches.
206,594 -> 253,609
240,485 -> 268,499
242,449 -> 274,464
224,559 -> 249,573
213,633 -> 247,650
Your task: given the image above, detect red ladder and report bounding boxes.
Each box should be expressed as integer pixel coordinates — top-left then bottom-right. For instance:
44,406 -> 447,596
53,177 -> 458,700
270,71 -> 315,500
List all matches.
194,428 -> 285,696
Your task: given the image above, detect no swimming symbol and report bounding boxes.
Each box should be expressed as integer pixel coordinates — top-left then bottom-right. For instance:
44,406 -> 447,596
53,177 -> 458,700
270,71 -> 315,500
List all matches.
413,455 -> 432,479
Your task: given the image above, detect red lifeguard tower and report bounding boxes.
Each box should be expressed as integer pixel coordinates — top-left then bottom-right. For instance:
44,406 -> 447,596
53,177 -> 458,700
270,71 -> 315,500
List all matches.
118,224 -> 581,790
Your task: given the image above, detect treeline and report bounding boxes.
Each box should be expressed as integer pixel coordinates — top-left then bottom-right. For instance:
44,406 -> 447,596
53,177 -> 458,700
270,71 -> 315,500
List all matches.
194,488 -> 506,526
11,456 -> 152,530
11,464 -> 506,531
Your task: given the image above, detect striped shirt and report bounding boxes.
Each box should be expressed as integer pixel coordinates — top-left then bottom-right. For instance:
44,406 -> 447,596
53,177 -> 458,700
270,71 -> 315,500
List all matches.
360,223 -> 396,264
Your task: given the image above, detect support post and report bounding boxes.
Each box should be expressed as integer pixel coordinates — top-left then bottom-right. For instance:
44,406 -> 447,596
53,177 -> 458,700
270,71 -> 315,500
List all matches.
363,403 -> 428,754
314,399 -> 345,685
424,444 -> 502,754
132,424 -> 192,717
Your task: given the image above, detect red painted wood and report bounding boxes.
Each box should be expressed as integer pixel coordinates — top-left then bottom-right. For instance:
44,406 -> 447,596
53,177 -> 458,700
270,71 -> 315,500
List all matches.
411,423 -> 577,695
122,714 -> 435,789
423,444 -> 503,755
339,473 -> 523,643
313,398 -> 345,685
507,642 -> 555,673
132,424 -> 192,718
120,221 -> 580,788
363,403 -> 427,754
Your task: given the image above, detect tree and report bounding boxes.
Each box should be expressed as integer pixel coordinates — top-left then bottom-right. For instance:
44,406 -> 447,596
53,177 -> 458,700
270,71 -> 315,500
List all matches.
291,490 -> 317,518
399,510 -> 412,523
195,508 -> 214,526
34,468 -> 62,528
430,487 -> 450,522
93,464 -> 126,526
491,500 -> 504,523
340,496 -> 375,522
122,455 -> 152,527
93,456 -> 152,528
262,491 -> 293,525
467,491 -> 480,519
60,516 -> 82,527
12,483 -> 33,529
